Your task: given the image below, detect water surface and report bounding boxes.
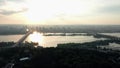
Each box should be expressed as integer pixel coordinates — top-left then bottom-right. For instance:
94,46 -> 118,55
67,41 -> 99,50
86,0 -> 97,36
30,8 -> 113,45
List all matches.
0,35 -> 23,42
101,33 -> 120,37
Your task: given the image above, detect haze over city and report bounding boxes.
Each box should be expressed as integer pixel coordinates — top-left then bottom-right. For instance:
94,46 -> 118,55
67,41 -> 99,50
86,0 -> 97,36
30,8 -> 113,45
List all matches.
0,0 -> 120,25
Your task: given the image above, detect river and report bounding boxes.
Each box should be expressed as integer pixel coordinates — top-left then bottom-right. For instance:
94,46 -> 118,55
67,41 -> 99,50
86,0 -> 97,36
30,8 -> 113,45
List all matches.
0,33 -> 105,47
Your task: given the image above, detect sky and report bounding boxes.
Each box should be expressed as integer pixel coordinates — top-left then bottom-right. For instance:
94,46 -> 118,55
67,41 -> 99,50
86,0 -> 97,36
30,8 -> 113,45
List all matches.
0,0 -> 120,25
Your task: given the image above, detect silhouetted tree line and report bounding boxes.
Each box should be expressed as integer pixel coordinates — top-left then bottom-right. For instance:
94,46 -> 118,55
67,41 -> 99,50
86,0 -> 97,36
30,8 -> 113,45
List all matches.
0,42 -> 15,47
0,43 -> 120,68
93,34 -> 120,40
58,39 -> 120,49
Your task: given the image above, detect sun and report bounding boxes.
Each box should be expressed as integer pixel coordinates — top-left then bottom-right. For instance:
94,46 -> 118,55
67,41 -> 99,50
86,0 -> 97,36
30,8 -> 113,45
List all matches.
24,0 -> 57,24
23,0 -> 93,25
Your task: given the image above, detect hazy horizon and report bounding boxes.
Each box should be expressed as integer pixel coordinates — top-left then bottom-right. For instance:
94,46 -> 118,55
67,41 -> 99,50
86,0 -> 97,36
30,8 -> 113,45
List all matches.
0,23 -> 120,25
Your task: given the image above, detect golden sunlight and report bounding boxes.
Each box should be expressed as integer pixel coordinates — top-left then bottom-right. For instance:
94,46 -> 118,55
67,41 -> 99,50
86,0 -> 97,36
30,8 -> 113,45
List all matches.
25,0 -> 57,24
24,0 -> 93,25
28,31 -> 43,46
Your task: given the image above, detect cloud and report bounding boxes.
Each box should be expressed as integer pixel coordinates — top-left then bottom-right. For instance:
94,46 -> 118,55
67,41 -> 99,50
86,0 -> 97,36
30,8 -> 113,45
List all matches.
0,0 -> 6,5
7,0 -> 25,3
0,0 -> 27,15
97,5 -> 120,14
0,0 -> 25,2
0,8 -> 28,15
8,0 -> 24,1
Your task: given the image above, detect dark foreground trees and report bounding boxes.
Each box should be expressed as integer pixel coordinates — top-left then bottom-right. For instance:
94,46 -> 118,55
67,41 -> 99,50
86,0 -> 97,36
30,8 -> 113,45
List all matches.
0,43 -> 120,68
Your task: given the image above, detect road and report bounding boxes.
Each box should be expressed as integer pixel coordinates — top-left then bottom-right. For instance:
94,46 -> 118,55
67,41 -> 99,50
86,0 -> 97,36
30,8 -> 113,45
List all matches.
12,30 -> 33,47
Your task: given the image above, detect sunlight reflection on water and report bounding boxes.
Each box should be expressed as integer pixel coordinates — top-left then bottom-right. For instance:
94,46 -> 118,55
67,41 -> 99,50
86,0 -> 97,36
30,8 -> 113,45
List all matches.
27,31 -> 44,47
25,32 -> 105,47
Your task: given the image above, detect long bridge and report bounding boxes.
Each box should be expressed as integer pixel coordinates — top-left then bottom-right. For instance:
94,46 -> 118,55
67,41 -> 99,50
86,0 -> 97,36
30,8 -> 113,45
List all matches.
12,30 -> 34,47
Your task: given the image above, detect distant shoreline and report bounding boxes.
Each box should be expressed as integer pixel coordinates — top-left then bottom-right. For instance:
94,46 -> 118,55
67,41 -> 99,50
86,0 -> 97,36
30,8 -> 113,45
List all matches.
0,25 -> 120,35
0,32 -> 120,35
0,24 -> 120,26
0,34 -> 25,35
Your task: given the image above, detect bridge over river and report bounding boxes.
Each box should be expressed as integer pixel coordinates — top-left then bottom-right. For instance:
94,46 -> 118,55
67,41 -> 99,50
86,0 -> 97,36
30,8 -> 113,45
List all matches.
13,30 -> 34,47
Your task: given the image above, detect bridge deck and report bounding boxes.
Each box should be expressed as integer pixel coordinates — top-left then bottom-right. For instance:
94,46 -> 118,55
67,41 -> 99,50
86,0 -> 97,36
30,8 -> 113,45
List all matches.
13,30 -> 33,47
